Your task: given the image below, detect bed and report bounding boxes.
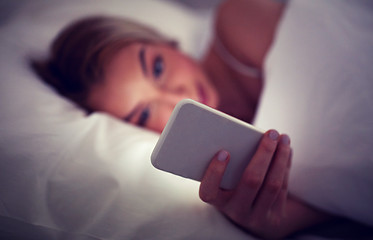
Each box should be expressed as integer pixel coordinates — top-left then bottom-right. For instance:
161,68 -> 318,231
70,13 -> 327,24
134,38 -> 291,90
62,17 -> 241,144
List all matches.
0,0 -> 372,239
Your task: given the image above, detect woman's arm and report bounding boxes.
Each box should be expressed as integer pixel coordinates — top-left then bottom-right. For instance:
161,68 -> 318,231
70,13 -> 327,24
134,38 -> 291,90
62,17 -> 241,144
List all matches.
202,0 -> 285,123
214,0 -> 285,69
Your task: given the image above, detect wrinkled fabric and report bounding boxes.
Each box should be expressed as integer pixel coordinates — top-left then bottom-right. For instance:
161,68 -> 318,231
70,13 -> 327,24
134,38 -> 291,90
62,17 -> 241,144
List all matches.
0,0 -> 253,239
256,0 -> 373,226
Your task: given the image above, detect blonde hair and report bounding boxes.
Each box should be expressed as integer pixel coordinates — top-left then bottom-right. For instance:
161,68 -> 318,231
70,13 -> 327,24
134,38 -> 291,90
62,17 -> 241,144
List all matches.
32,15 -> 177,110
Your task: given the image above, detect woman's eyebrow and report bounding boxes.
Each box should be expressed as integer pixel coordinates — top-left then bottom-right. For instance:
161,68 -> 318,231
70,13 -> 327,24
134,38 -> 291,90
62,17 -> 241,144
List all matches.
139,46 -> 148,76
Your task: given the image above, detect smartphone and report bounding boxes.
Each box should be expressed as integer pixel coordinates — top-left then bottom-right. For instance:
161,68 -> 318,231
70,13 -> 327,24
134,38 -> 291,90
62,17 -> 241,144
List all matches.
151,99 -> 263,189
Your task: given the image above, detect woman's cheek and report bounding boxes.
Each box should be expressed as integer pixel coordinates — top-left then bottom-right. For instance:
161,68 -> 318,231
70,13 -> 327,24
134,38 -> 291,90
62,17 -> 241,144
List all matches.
149,106 -> 174,133
159,110 -> 173,132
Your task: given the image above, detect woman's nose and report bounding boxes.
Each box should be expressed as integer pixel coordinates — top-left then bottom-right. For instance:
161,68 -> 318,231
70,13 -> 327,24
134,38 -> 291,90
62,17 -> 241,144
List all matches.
163,81 -> 188,95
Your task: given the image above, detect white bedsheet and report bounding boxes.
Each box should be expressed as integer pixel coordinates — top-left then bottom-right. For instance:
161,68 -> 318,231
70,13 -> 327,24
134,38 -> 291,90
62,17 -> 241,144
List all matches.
0,0 -> 256,239
255,0 -> 373,226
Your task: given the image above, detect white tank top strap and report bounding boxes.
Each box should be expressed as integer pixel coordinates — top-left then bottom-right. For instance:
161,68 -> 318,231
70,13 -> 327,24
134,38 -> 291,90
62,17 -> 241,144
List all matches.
214,36 -> 261,79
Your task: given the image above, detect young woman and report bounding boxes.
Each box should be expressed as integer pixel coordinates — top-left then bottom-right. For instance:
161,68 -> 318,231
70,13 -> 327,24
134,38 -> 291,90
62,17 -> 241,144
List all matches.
32,0 -> 331,238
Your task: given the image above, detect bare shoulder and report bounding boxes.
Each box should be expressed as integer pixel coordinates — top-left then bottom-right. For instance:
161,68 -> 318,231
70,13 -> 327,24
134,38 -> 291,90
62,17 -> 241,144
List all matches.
215,0 -> 285,68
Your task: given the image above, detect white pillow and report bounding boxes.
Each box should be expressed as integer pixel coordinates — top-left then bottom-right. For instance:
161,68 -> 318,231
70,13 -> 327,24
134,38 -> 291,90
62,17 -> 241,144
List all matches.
255,0 -> 373,226
0,0 -> 255,239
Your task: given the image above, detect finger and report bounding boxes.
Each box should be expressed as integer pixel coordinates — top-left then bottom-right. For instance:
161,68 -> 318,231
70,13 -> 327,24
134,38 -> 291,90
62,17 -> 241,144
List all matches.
282,148 -> 292,216
199,150 -> 230,206
251,134 -> 291,218
288,148 -> 293,168
270,147 -> 292,218
224,130 -> 279,219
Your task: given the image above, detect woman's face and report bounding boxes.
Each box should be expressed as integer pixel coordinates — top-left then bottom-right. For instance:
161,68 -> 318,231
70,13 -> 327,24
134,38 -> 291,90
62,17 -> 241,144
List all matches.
87,43 -> 219,133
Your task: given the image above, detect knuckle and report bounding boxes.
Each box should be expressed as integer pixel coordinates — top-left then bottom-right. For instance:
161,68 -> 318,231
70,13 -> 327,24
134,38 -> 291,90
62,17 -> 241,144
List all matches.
261,139 -> 276,154
274,145 -> 291,164
226,210 -> 245,224
282,179 -> 289,190
268,214 -> 282,228
242,175 -> 262,189
278,144 -> 291,156
246,217 -> 260,229
265,180 -> 282,194
199,189 -> 215,203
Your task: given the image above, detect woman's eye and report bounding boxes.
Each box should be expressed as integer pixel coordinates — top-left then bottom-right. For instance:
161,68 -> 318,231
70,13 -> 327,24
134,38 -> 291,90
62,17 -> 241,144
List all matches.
153,55 -> 164,79
138,107 -> 150,127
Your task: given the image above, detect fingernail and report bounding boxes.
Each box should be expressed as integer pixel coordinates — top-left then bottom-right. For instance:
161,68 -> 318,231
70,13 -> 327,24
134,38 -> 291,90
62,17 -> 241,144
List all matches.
217,150 -> 229,162
281,135 -> 290,145
268,130 -> 279,141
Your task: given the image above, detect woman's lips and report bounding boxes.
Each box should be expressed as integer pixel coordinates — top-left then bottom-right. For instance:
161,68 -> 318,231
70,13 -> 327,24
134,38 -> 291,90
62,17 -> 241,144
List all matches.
197,82 -> 208,105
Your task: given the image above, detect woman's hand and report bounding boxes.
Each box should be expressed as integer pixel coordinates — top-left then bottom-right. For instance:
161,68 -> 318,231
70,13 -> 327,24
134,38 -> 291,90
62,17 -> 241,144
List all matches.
199,129 -> 292,238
